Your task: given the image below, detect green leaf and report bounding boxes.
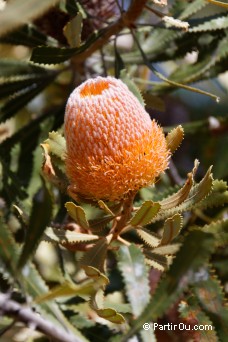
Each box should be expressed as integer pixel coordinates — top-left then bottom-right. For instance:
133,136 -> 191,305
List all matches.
207,0 -> 228,9
153,165 -> 213,222
120,70 -> 145,107
98,200 -> 115,217
36,280 -> 97,303
0,0 -> 60,36
144,252 -> 170,272
194,220 -> 228,247
190,15 -> 228,32
179,295 -> 217,341
44,227 -> 99,244
178,0 -> 207,20
44,131 -> 66,161
130,201 -> 161,226
166,125 -> 184,154
0,60 -> 47,78
197,179 -> 228,210
18,181 -> 53,270
136,228 -> 160,247
194,274 -> 228,340
152,243 -> 181,255
122,230 -> 215,341
79,238 -> 108,272
0,24 -> 58,47
90,289 -> 125,324
114,47 -> 125,78
63,12 -> 82,48
30,28 -> 106,64
160,214 -> 183,245
65,202 -> 90,230
0,75 -> 56,123
117,244 -> 150,317
159,164 -> 195,210
142,92 -> 165,112
0,219 -> 18,276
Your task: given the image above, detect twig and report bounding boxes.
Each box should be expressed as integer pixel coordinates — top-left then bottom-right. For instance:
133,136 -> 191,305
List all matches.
0,294 -> 83,342
73,0 -> 148,62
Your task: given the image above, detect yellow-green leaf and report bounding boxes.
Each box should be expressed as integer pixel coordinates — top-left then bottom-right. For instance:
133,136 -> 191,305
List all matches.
63,12 -> 83,48
130,201 -> 161,226
44,227 -> 99,244
98,200 -> 115,217
160,214 -> 183,245
45,131 -> 66,161
65,202 -> 90,230
136,228 -> 160,247
166,125 -> 184,153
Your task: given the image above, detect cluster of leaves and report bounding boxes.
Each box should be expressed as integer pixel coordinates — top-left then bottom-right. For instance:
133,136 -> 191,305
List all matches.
0,0 -> 228,341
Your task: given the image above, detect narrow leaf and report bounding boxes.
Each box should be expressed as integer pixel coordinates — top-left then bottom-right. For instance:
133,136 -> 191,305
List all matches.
0,219 -> 18,276
98,200 -> 115,217
120,70 -> 145,107
18,181 -> 53,270
44,227 -> 99,244
136,228 -> 160,247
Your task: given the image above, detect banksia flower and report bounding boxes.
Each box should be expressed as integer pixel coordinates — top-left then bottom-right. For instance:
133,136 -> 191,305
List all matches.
64,77 -> 170,201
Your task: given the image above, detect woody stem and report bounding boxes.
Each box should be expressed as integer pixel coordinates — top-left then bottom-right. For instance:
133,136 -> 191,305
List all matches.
111,191 -> 136,240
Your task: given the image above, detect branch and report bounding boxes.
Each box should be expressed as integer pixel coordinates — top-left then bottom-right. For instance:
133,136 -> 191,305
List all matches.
0,293 -> 83,342
74,0 -> 147,62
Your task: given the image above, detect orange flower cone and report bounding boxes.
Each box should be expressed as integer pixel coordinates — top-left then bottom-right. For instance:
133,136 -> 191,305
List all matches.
64,77 -> 170,201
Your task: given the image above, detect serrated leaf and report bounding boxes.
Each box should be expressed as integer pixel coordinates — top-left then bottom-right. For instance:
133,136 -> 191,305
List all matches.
65,202 -> 90,230
0,24 -> 58,47
153,165 -> 213,222
142,92 -> 165,112
30,28 -> 105,64
197,179 -> 228,210
136,228 -> 160,247
190,15 -> 228,32
166,125 -> 184,154
0,0 -> 60,36
120,70 -> 145,107
152,243 -> 181,255
159,167 -> 194,210
194,274 -> 228,341
160,214 -> 183,245
0,76 -> 56,123
79,238 -> 108,272
207,0 -> 228,9
45,131 -> 66,161
0,60 -> 48,77
144,253 -> 169,272
63,12 -> 82,48
18,180 -> 53,270
130,201 -> 161,226
179,0 -> 207,20
195,220 -> 228,247
179,296 -> 217,342
117,244 -> 150,317
122,230 -> 215,341
0,73 -> 55,100
44,227 -> 99,244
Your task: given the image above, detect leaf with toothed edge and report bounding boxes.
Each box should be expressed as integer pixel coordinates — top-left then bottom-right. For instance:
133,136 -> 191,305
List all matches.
136,228 -> 160,247
79,238 -> 108,273
65,202 -> 90,231
130,201 -> 161,226
44,131 -> 66,161
122,230 -> 215,341
160,214 -> 183,245
44,227 -> 99,244
166,125 -> 184,154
